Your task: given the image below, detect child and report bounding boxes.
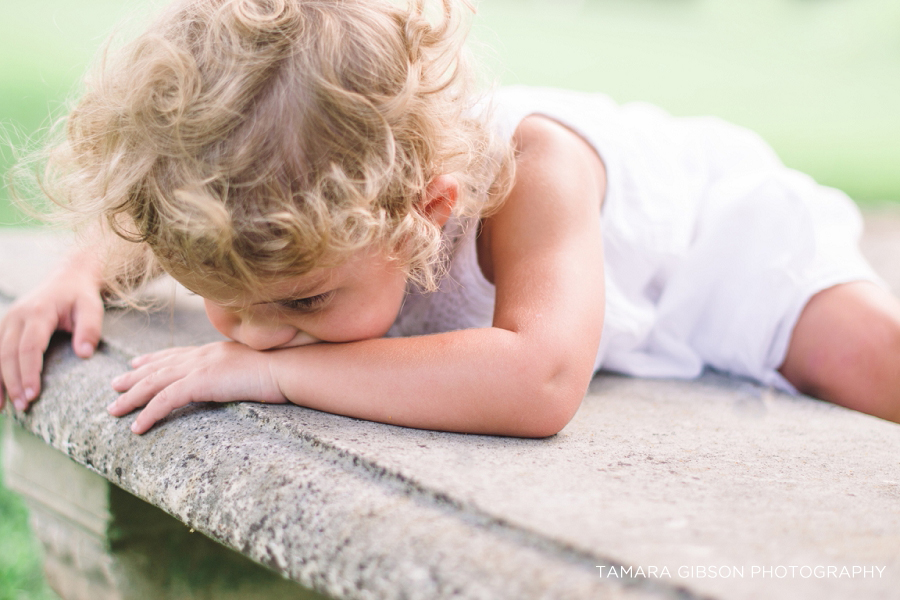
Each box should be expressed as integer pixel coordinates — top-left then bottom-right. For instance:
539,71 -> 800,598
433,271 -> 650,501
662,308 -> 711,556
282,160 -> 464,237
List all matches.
1,0 -> 899,436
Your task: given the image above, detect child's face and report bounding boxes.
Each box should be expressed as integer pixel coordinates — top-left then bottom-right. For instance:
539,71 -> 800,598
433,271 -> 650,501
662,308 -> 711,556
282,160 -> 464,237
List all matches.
191,249 -> 407,349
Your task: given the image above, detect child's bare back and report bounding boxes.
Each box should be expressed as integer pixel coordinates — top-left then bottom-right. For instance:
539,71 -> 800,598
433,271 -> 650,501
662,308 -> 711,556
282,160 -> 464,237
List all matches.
1,0 -> 898,436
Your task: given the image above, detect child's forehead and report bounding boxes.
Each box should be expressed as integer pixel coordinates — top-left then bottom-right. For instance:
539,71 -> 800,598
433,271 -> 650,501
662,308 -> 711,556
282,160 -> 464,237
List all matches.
168,246 -> 398,304
175,269 -> 332,305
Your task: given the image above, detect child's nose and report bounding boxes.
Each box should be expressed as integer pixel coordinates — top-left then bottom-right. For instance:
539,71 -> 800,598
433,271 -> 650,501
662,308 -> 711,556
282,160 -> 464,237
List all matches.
238,321 -> 299,351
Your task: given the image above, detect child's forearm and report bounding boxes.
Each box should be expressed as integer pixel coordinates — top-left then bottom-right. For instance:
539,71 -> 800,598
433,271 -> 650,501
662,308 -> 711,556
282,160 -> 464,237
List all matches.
53,244 -> 104,284
112,314 -> 600,437
268,327 -> 591,437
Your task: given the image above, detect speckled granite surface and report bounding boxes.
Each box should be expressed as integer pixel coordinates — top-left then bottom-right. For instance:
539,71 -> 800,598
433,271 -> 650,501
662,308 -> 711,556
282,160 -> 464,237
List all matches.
1,208 -> 899,600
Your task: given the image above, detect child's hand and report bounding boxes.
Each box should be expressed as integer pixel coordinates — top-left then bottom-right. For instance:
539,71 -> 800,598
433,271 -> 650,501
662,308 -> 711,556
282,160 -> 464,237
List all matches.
0,260 -> 104,412
108,341 -> 288,434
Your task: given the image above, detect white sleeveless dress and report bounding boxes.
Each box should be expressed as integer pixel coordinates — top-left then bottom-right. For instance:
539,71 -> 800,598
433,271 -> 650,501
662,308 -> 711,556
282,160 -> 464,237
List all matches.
387,86 -> 884,393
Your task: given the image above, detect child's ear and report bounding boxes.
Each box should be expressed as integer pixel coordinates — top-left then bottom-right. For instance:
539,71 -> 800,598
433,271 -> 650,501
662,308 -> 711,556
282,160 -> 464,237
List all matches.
419,175 -> 458,227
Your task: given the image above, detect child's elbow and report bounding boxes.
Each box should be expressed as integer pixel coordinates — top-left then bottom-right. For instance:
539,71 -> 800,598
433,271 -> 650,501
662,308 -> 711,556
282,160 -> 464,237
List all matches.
498,339 -> 597,438
522,405 -> 581,438
516,375 -> 588,438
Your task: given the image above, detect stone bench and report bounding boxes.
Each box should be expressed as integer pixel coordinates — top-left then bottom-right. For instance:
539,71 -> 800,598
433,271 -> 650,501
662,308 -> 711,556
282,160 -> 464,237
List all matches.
2,208 -> 900,600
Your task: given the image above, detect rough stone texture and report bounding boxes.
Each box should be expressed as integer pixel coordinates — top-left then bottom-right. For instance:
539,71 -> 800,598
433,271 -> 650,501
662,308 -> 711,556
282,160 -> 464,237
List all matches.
1,207 -> 899,600
3,421 -> 325,600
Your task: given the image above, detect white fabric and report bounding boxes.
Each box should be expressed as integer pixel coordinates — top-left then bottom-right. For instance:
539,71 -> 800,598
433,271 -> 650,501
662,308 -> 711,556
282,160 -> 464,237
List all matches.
388,86 -> 885,392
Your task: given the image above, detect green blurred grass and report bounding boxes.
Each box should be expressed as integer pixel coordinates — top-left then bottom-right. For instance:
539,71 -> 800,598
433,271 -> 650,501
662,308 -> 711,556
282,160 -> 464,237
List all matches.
0,0 -> 159,226
473,0 -> 900,203
0,416 -> 59,600
3,0 -> 900,226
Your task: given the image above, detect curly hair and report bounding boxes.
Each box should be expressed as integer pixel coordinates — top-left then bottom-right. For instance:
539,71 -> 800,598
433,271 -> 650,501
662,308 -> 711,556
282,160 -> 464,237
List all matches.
38,0 -> 514,301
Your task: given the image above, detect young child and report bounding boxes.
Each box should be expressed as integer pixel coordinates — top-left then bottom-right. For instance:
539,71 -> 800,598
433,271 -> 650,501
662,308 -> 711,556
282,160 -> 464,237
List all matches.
1,0 -> 899,436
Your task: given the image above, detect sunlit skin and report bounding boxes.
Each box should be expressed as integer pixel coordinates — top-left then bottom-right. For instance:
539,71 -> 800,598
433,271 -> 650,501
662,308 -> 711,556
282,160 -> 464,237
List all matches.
106,248 -> 411,432
197,249 -> 409,350
101,118 -> 609,436
3,116 -> 900,435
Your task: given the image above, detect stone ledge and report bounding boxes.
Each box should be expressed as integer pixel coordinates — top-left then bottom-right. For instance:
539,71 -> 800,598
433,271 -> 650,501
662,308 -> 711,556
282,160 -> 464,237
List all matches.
3,420 -> 315,600
1,208 -> 900,600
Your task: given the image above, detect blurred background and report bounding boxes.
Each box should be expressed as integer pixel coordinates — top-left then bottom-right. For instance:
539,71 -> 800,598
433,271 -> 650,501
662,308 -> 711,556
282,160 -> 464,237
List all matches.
2,0 -> 899,228
1,0 -> 898,597
472,0 -> 900,204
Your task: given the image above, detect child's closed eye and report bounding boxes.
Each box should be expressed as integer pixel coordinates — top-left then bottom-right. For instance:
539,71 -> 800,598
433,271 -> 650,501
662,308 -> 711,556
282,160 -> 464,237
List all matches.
279,291 -> 334,312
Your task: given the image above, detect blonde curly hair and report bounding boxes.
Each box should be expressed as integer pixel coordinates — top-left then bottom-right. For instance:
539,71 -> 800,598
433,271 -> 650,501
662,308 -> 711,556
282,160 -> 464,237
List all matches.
40,0 -> 513,300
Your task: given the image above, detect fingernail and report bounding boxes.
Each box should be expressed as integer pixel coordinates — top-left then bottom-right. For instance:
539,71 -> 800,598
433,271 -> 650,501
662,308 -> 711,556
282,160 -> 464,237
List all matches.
13,398 -> 25,411
80,343 -> 94,357
130,422 -> 140,433
107,401 -> 117,412
24,388 -> 36,401
111,375 -> 123,386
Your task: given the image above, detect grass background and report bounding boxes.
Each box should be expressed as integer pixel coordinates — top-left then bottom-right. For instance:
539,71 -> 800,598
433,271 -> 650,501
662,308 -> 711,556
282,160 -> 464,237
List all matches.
0,416 -> 59,600
2,0 -> 899,228
1,0 -> 899,596
474,0 -> 900,203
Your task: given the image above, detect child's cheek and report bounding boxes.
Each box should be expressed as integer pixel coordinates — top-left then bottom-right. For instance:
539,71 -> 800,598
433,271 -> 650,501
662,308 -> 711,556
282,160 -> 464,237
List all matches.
350,302 -> 403,342
203,300 -> 239,340
309,307 -> 391,344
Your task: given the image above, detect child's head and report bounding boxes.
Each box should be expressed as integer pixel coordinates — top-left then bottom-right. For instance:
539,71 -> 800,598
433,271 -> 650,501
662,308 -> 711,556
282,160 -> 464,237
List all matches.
46,0 -> 512,300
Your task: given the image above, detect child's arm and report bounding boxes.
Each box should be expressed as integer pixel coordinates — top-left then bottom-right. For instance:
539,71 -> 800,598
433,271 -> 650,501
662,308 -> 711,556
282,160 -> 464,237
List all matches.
110,116 -> 607,437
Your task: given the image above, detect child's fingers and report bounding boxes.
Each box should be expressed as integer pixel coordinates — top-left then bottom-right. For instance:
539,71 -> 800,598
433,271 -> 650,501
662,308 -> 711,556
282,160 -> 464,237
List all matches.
108,365 -> 186,417
17,318 -> 57,407
112,352 -> 190,392
110,360 -> 159,392
130,346 -> 195,368
0,342 -> 7,411
130,380 -> 198,434
0,320 -> 26,410
72,294 -> 104,358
